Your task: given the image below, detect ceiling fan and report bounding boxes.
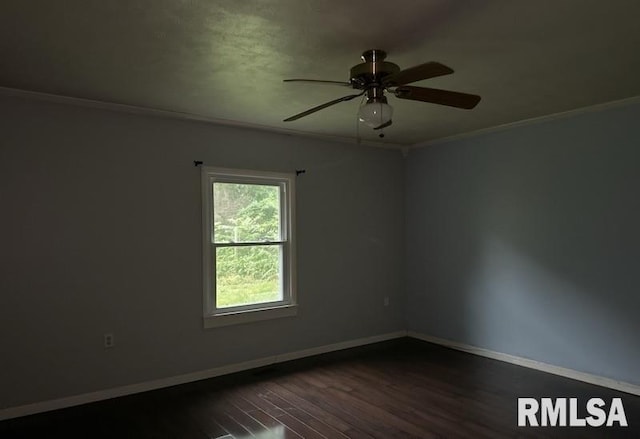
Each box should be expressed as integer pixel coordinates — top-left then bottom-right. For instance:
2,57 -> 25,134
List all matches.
283,49 -> 481,130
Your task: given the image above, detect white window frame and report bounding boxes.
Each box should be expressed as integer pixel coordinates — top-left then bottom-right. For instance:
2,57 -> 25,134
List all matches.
201,166 -> 297,328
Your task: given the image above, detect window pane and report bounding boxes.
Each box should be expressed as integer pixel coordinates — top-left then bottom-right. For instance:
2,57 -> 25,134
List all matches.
215,245 -> 282,308
213,182 -> 281,243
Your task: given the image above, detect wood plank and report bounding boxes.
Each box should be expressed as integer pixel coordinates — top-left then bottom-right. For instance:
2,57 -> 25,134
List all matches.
236,386 -> 327,439
1,339 -> 639,438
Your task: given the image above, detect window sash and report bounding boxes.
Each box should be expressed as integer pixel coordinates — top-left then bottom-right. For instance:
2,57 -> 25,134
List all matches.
213,241 -> 286,248
212,180 -> 287,245
212,241 -> 289,312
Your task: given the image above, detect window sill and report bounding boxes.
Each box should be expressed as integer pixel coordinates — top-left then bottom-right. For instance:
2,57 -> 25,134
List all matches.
203,304 -> 298,329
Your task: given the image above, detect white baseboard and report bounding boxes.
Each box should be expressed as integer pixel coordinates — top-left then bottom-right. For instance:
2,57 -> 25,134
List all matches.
7,330 -> 634,422
0,331 -> 406,421
408,331 -> 640,397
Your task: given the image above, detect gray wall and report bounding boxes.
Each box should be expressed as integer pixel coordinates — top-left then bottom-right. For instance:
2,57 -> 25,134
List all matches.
406,101 -> 640,386
3,90 -> 638,410
0,94 -> 405,409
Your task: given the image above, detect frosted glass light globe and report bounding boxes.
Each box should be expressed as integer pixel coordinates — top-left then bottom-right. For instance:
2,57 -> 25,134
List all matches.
358,102 -> 393,128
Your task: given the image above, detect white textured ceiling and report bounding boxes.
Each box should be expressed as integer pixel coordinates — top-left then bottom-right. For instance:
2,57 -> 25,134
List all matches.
2,0 -> 640,146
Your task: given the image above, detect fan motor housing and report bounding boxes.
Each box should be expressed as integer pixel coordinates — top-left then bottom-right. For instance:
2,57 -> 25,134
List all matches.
350,49 -> 400,88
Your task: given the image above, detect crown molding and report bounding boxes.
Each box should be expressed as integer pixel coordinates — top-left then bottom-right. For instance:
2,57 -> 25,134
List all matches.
8,86 -> 637,152
0,86 -> 404,150
411,95 -> 640,149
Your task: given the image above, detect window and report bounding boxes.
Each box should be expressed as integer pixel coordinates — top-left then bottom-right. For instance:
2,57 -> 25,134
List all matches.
201,167 -> 296,328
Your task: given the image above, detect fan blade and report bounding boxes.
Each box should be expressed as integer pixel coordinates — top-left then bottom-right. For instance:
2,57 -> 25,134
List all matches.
393,86 -> 481,109
284,79 -> 352,86
283,91 -> 366,122
373,120 -> 392,130
383,62 -> 453,86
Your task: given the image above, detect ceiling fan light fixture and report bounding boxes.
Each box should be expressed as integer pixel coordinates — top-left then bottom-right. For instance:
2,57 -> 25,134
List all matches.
358,99 -> 393,128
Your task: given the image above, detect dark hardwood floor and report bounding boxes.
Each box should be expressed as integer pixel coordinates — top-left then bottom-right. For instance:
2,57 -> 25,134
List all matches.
1,338 -> 639,438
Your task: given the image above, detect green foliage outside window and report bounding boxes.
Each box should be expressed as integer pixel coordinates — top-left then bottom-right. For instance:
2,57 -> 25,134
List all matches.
213,182 -> 282,307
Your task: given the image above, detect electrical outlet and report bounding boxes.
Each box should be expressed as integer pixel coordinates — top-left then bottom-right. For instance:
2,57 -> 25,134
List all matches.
384,297 -> 390,307
104,333 -> 115,348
